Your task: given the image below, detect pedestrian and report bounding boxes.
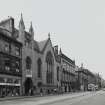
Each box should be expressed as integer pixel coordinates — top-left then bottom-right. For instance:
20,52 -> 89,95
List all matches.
40,88 -> 43,96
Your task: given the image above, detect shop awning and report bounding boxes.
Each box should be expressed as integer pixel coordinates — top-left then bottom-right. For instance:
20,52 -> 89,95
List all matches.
0,83 -> 20,86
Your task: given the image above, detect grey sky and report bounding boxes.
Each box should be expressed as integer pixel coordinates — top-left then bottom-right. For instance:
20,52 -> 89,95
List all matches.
0,0 -> 105,78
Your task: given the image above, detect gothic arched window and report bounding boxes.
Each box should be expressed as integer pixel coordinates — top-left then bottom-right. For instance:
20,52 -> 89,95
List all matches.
37,58 -> 42,78
26,56 -> 32,70
46,51 -> 54,84
57,66 -> 59,81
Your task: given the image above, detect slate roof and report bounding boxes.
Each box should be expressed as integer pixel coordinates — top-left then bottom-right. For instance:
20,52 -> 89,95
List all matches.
61,53 -> 75,65
37,39 -> 49,52
0,26 -> 22,45
33,40 -> 40,52
0,26 -> 12,37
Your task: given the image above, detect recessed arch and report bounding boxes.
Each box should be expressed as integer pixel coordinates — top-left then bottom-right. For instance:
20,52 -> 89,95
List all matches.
26,56 -> 32,70
24,78 -> 33,95
37,58 -> 42,78
46,51 -> 54,84
46,51 -> 54,64
57,66 -> 59,81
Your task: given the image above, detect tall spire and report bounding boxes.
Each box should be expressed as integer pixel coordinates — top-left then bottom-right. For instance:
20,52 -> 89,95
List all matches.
81,63 -> 83,69
29,21 -> 34,36
48,32 -> 50,39
19,13 -> 25,29
59,48 -> 62,55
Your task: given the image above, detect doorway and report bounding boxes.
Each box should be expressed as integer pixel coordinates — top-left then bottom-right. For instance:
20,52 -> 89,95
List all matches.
24,78 -> 33,95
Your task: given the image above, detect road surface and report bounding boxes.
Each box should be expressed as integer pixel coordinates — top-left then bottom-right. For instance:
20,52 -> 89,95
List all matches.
0,91 -> 105,105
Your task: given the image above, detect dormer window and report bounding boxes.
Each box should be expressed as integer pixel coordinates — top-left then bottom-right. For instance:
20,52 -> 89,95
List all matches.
46,51 -> 54,84
37,58 -> 42,78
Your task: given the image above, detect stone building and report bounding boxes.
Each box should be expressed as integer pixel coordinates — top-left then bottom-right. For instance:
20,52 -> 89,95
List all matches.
87,70 -> 96,85
76,65 -> 97,91
0,17 -> 22,97
53,45 -> 62,93
77,67 -> 88,91
94,73 -> 102,89
60,49 -> 76,92
14,14 -> 60,95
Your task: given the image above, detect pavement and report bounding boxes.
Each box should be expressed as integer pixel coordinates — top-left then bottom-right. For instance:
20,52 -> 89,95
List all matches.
43,90 -> 105,105
0,91 -> 85,101
0,91 -> 104,105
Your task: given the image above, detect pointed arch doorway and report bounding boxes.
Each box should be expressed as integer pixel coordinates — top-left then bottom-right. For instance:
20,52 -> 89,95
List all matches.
24,78 -> 33,95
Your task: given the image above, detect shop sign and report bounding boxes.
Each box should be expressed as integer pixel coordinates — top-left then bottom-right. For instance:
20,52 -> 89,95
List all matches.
0,82 -> 20,86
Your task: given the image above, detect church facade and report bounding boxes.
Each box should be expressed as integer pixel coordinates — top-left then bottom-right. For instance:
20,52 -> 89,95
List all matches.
17,14 -> 62,95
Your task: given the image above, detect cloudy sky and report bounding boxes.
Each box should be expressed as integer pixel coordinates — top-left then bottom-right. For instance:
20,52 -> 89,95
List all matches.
0,0 -> 105,79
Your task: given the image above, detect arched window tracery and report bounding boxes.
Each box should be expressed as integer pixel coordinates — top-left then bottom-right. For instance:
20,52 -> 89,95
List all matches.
37,58 -> 42,78
46,51 -> 54,84
57,66 -> 59,81
26,56 -> 32,70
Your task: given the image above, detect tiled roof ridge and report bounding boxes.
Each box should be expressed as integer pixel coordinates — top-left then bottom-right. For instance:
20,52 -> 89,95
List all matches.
61,53 -> 75,64
37,38 -> 49,52
0,26 -> 12,33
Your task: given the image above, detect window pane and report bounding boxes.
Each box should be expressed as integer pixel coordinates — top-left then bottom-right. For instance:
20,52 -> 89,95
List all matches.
15,46 -> 20,56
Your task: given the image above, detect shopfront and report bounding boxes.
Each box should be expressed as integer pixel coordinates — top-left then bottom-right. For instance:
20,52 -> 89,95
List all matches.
0,77 -> 21,97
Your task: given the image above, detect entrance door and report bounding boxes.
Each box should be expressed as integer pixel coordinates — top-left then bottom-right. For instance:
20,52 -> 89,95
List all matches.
24,78 -> 33,95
